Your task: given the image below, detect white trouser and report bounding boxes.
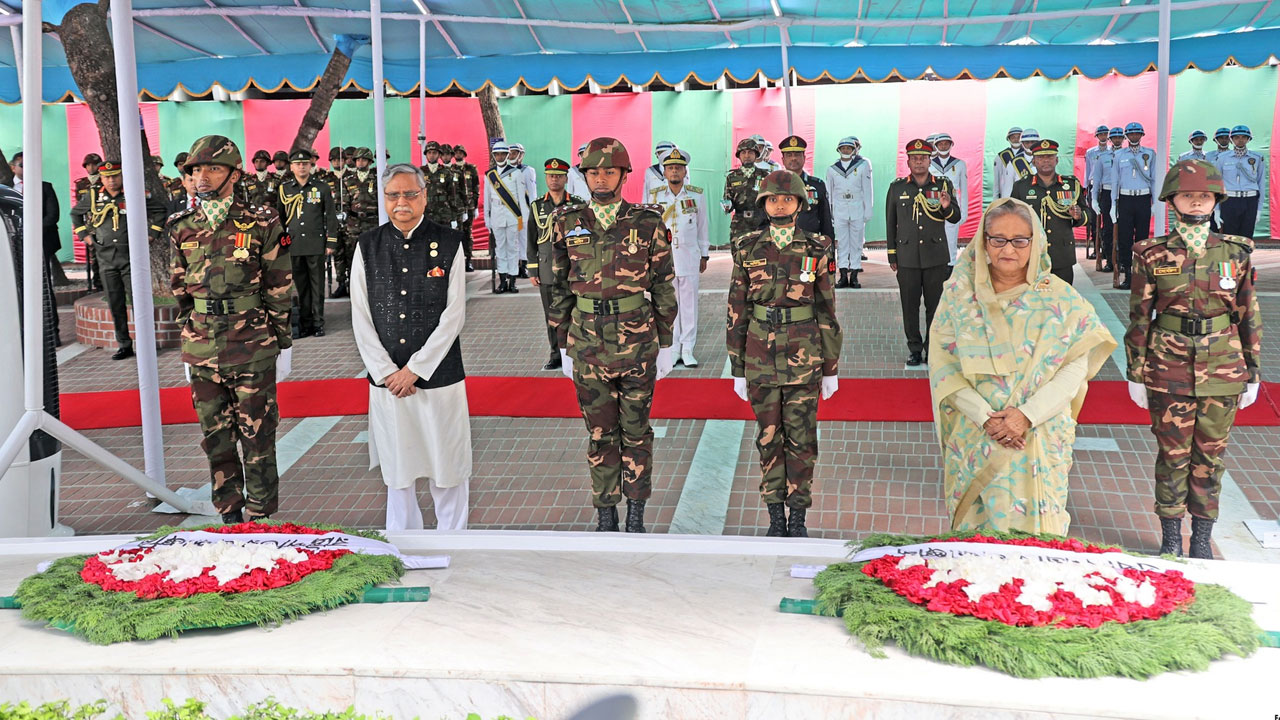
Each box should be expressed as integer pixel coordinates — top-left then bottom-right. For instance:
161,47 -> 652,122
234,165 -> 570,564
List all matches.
672,274 -> 700,349
490,225 -> 520,275
833,216 -> 866,270
944,221 -> 960,266
386,477 -> 470,531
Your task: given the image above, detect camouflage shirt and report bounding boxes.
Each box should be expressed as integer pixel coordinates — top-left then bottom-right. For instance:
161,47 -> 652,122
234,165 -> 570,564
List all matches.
420,164 -> 458,226
238,171 -> 279,207
168,199 -> 294,371
340,170 -> 379,236
727,226 -> 841,385
457,162 -> 480,210
546,201 -> 678,370
1126,229 -> 1261,396
723,164 -> 767,239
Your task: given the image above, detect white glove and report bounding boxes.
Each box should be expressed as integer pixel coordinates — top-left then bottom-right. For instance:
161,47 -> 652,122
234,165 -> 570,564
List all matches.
1091,200 -> 1101,214
277,347 -> 293,382
1240,382 -> 1260,409
560,349 -> 573,379
1128,381 -> 1148,410
733,377 -> 748,402
1110,206 -> 1118,224
450,220 -> 458,229
720,199 -> 732,214
656,346 -> 675,381
462,212 -> 469,221
183,364 -> 192,384
821,375 -> 839,400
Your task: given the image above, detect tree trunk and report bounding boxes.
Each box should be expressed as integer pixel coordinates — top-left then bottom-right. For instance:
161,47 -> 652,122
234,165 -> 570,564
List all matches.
291,49 -> 353,155
477,86 -> 505,164
0,149 -> 12,187
48,1 -> 169,295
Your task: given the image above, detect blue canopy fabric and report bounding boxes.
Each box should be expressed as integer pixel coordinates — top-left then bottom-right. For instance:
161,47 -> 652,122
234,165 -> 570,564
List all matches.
1,0 -> 1278,103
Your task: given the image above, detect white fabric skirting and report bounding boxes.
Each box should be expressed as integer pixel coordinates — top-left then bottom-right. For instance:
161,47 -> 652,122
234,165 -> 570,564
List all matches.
367,380 -> 473,490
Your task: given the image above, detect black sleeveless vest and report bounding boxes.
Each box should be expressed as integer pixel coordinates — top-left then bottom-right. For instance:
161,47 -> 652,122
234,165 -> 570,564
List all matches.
359,219 -> 465,389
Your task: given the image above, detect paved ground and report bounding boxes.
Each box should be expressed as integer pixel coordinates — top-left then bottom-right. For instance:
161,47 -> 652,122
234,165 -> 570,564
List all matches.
44,243 -> 1280,560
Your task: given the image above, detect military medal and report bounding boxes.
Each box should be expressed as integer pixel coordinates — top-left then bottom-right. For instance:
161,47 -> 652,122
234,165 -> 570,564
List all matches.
800,256 -> 817,283
233,232 -> 251,260
1218,261 -> 1236,290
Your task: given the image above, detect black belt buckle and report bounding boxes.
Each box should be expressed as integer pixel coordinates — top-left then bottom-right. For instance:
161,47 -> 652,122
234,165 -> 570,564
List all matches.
591,298 -> 618,315
1180,316 -> 1205,335
764,307 -> 787,325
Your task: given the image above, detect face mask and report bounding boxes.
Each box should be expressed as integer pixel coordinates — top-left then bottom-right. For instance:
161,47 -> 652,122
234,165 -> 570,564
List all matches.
839,152 -> 854,162
936,149 -> 950,159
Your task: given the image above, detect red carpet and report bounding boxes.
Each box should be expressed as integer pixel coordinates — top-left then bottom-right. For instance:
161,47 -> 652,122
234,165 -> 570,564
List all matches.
59,378 -> 1280,431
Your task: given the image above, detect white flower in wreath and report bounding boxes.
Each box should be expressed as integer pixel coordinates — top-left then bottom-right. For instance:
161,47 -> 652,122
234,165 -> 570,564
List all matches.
98,541 -> 310,586
898,554 -> 1156,611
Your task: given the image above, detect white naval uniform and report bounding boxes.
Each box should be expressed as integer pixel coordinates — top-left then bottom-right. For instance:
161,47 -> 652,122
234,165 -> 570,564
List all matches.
824,156 -> 874,271
483,164 -> 529,275
643,164 -> 668,198
992,146 -> 1022,199
350,221 -> 473,532
518,163 -> 537,263
566,165 -> 590,204
1000,150 -> 1033,200
755,159 -> 782,174
648,181 -> 709,352
930,154 -> 968,265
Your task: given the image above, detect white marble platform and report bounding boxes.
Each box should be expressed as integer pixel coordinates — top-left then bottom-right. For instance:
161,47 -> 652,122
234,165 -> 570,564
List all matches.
0,531 -> 1276,719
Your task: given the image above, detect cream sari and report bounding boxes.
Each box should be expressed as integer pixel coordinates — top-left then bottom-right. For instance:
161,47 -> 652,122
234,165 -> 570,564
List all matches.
929,198 -> 1116,534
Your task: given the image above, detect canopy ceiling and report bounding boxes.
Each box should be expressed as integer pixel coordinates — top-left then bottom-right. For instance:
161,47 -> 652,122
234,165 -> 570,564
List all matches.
0,0 -> 1278,102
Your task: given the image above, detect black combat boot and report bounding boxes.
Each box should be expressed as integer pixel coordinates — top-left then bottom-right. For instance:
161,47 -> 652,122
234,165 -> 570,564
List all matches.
1118,270 -> 1132,290
787,506 -> 809,538
625,499 -> 647,533
508,273 -> 520,293
466,259 -> 475,272
518,260 -> 529,279
765,503 -> 787,537
849,270 -> 862,288
835,269 -> 849,289
221,509 -> 244,525
1189,517 -> 1215,560
1158,516 -> 1183,556
494,274 -> 507,294
595,506 -> 619,532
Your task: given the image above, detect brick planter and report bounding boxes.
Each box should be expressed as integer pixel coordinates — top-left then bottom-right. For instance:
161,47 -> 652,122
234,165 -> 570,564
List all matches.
54,284 -> 90,307
74,293 -> 183,350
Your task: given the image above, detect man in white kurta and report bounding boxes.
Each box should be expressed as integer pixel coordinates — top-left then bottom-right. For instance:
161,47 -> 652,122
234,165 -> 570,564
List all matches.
646,148 -> 709,367
483,141 -> 529,294
929,132 -> 968,266
351,165 -> 472,531
825,136 -> 874,288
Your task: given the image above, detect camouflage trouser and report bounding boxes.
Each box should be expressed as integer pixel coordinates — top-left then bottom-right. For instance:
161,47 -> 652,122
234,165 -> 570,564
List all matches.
572,359 -> 657,508
341,217 -> 377,286
190,364 -> 280,517
1147,391 -> 1238,521
748,380 -> 820,509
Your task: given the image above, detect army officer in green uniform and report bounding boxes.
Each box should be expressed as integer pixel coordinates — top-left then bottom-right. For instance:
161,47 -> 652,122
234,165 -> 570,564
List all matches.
1011,139 -> 1091,285
169,135 -> 294,523
1125,159 -> 1262,560
727,171 -> 842,538
278,148 -> 338,337
69,160 -> 169,360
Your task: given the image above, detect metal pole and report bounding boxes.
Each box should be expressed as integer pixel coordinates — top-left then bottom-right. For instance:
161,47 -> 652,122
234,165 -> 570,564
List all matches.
108,0 -> 166,487
779,28 -> 794,136
418,20 -> 427,156
9,26 -> 21,96
1154,0 -> 1171,236
20,0 -> 42,417
371,0 -> 389,224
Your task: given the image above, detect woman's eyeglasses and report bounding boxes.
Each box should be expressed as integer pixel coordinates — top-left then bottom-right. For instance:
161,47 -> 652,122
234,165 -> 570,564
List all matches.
385,191 -> 423,200
985,235 -> 1032,249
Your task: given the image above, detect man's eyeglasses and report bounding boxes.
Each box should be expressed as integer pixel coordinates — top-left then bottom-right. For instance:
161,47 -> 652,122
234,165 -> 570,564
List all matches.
384,191 -> 423,200
985,235 -> 1032,249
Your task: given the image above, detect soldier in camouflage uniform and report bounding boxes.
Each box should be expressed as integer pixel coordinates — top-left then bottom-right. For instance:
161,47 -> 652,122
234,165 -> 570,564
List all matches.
169,135 -> 294,523
168,152 -> 190,209
546,137 -> 678,533
727,171 -> 842,537
723,138 -> 768,249
69,160 -> 169,360
239,150 -> 279,207
454,144 -> 480,271
419,141 -> 459,229
1125,159 -> 1262,559
335,147 -> 378,298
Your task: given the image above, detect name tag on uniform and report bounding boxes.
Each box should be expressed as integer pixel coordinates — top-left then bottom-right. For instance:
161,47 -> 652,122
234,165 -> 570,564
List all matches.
180,241 -> 200,250
566,235 -> 592,247
1153,265 -> 1180,276
742,259 -> 767,268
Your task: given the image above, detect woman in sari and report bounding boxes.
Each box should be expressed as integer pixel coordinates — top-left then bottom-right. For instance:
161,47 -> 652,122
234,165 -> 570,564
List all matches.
929,198 -> 1116,533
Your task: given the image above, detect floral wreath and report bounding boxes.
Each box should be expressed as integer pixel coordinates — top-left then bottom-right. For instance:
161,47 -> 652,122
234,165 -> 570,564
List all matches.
812,530 -> 1261,679
14,521 -> 406,645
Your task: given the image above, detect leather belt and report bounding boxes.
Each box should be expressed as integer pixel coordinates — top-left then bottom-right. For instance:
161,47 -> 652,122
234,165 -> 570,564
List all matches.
1119,189 -> 1151,197
752,304 -> 814,324
1227,190 -> 1259,198
194,295 -> 262,315
1155,313 -> 1231,336
575,293 -> 647,315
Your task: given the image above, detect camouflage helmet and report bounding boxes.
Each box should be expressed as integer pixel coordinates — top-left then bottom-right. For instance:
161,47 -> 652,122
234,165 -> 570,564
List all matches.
1159,159 -> 1225,203
580,137 -> 632,172
252,149 -> 271,163
755,170 -> 810,210
272,150 -> 289,163
173,152 -> 189,167
355,147 -> 375,161
183,135 -> 243,172
735,138 -> 760,157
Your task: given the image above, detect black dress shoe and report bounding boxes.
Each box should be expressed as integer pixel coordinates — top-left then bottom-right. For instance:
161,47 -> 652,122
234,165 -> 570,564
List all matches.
465,260 -> 475,272
112,346 -> 135,361
313,328 -> 325,337
330,285 -> 349,299
543,355 -> 563,371
1101,262 -> 1113,272
906,351 -> 923,366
